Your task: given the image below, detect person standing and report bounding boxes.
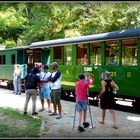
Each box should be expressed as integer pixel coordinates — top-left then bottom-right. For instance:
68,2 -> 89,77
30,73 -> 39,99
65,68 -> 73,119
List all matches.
13,64 -> 21,95
75,73 -> 90,132
98,71 -> 119,129
13,64 -> 17,94
39,64 -> 52,113
48,62 -> 62,119
23,67 -> 40,115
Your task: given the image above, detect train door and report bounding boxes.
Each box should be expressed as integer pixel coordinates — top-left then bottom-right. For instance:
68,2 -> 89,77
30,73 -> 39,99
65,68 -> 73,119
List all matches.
26,49 -> 42,72
34,50 -> 42,63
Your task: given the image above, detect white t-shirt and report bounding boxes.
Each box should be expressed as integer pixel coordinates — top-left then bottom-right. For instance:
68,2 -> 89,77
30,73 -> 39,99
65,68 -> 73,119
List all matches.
50,70 -> 62,90
40,70 -> 51,88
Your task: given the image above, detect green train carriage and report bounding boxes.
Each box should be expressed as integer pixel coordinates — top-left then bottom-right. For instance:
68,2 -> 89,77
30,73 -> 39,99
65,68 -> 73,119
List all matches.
30,28 -> 140,108
0,46 -> 50,90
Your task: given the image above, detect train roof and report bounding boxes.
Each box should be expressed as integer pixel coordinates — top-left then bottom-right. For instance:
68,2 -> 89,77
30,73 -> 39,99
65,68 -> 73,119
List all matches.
29,28 -> 140,48
0,45 -> 30,51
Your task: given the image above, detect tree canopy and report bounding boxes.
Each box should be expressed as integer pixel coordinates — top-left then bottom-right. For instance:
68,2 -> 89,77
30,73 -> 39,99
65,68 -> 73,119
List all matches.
0,2 -> 140,48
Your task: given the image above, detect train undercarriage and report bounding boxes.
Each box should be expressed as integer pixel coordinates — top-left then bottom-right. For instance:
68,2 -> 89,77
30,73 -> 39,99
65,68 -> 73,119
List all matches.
0,79 -> 139,112
61,88 -> 140,112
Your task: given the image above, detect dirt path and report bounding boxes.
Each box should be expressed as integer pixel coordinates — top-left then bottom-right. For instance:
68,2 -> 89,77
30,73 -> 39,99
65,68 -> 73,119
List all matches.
0,88 -> 140,138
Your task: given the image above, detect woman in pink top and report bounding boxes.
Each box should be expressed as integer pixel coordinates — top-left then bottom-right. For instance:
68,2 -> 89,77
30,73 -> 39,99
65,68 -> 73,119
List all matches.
75,73 -> 90,132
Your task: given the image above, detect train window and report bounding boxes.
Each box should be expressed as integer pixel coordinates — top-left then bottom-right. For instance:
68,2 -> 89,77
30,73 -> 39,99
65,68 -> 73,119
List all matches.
53,46 -> 63,65
122,39 -> 137,66
77,44 -> 88,65
3,55 -> 5,64
11,54 -> 15,64
64,46 -> 72,65
105,40 -> 119,65
35,51 -> 42,62
90,42 -> 101,65
27,54 -> 33,64
0,55 -> 6,64
26,49 -> 33,64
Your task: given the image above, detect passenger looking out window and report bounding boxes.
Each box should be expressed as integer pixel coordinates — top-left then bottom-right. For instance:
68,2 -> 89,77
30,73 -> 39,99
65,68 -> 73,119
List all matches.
107,53 -> 118,65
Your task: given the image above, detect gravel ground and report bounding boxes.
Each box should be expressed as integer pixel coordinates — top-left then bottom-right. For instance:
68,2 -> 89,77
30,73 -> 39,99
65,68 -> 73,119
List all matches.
0,88 -> 140,139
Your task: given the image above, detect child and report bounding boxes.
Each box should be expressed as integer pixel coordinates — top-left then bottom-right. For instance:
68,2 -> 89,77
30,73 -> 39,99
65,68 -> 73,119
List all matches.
75,73 -> 90,132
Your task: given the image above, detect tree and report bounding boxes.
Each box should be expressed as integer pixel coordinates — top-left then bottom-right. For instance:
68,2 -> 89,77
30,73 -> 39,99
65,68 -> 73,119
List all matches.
0,2 -> 140,47
0,3 -> 28,47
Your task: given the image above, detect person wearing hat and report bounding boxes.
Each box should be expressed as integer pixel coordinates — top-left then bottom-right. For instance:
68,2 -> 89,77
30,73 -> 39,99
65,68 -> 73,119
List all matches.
23,67 -> 40,115
48,62 -> 62,119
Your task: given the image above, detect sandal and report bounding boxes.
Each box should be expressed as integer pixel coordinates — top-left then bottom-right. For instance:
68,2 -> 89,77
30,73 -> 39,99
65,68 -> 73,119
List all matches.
112,125 -> 118,129
99,120 -> 105,125
39,109 -> 45,112
49,112 -> 57,116
56,115 -> 62,119
48,109 -> 52,113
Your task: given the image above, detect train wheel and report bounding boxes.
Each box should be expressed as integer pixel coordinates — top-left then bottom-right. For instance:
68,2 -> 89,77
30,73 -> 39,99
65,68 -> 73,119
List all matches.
61,90 -> 68,100
132,98 -> 140,111
7,82 -> 13,90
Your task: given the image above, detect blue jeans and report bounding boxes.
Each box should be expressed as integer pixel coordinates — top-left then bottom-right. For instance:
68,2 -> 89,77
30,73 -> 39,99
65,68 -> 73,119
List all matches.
13,76 -> 21,95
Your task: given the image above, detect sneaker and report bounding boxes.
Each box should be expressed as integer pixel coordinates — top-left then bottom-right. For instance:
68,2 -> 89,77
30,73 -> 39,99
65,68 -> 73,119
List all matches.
77,126 -> 85,132
99,120 -> 105,125
23,111 -> 27,115
32,112 -> 38,115
83,122 -> 90,128
56,115 -> 62,119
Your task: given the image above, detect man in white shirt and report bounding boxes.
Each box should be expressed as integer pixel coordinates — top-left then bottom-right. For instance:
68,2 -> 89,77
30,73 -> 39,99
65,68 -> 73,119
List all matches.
48,62 -> 62,119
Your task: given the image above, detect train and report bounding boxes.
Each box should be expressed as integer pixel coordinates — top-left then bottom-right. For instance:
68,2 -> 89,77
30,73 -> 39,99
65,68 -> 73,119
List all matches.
0,28 -> 140,109
0,46 -> 50,90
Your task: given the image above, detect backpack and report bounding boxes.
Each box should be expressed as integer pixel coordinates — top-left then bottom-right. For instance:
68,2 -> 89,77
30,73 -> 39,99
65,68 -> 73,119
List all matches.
26,73 -> 36,89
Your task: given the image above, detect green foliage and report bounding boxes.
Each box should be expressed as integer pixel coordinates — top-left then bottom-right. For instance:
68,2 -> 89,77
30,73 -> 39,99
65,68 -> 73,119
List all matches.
0,3 -> 28,46
0,37 -> 3,43
5,40 -> 16,48
0,2 -> 140,47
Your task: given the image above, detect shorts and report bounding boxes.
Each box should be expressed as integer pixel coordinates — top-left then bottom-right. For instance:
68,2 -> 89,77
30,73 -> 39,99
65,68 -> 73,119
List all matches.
51,89 -> 61,105
76,100 -> 88,112
40,87 -> 51,100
